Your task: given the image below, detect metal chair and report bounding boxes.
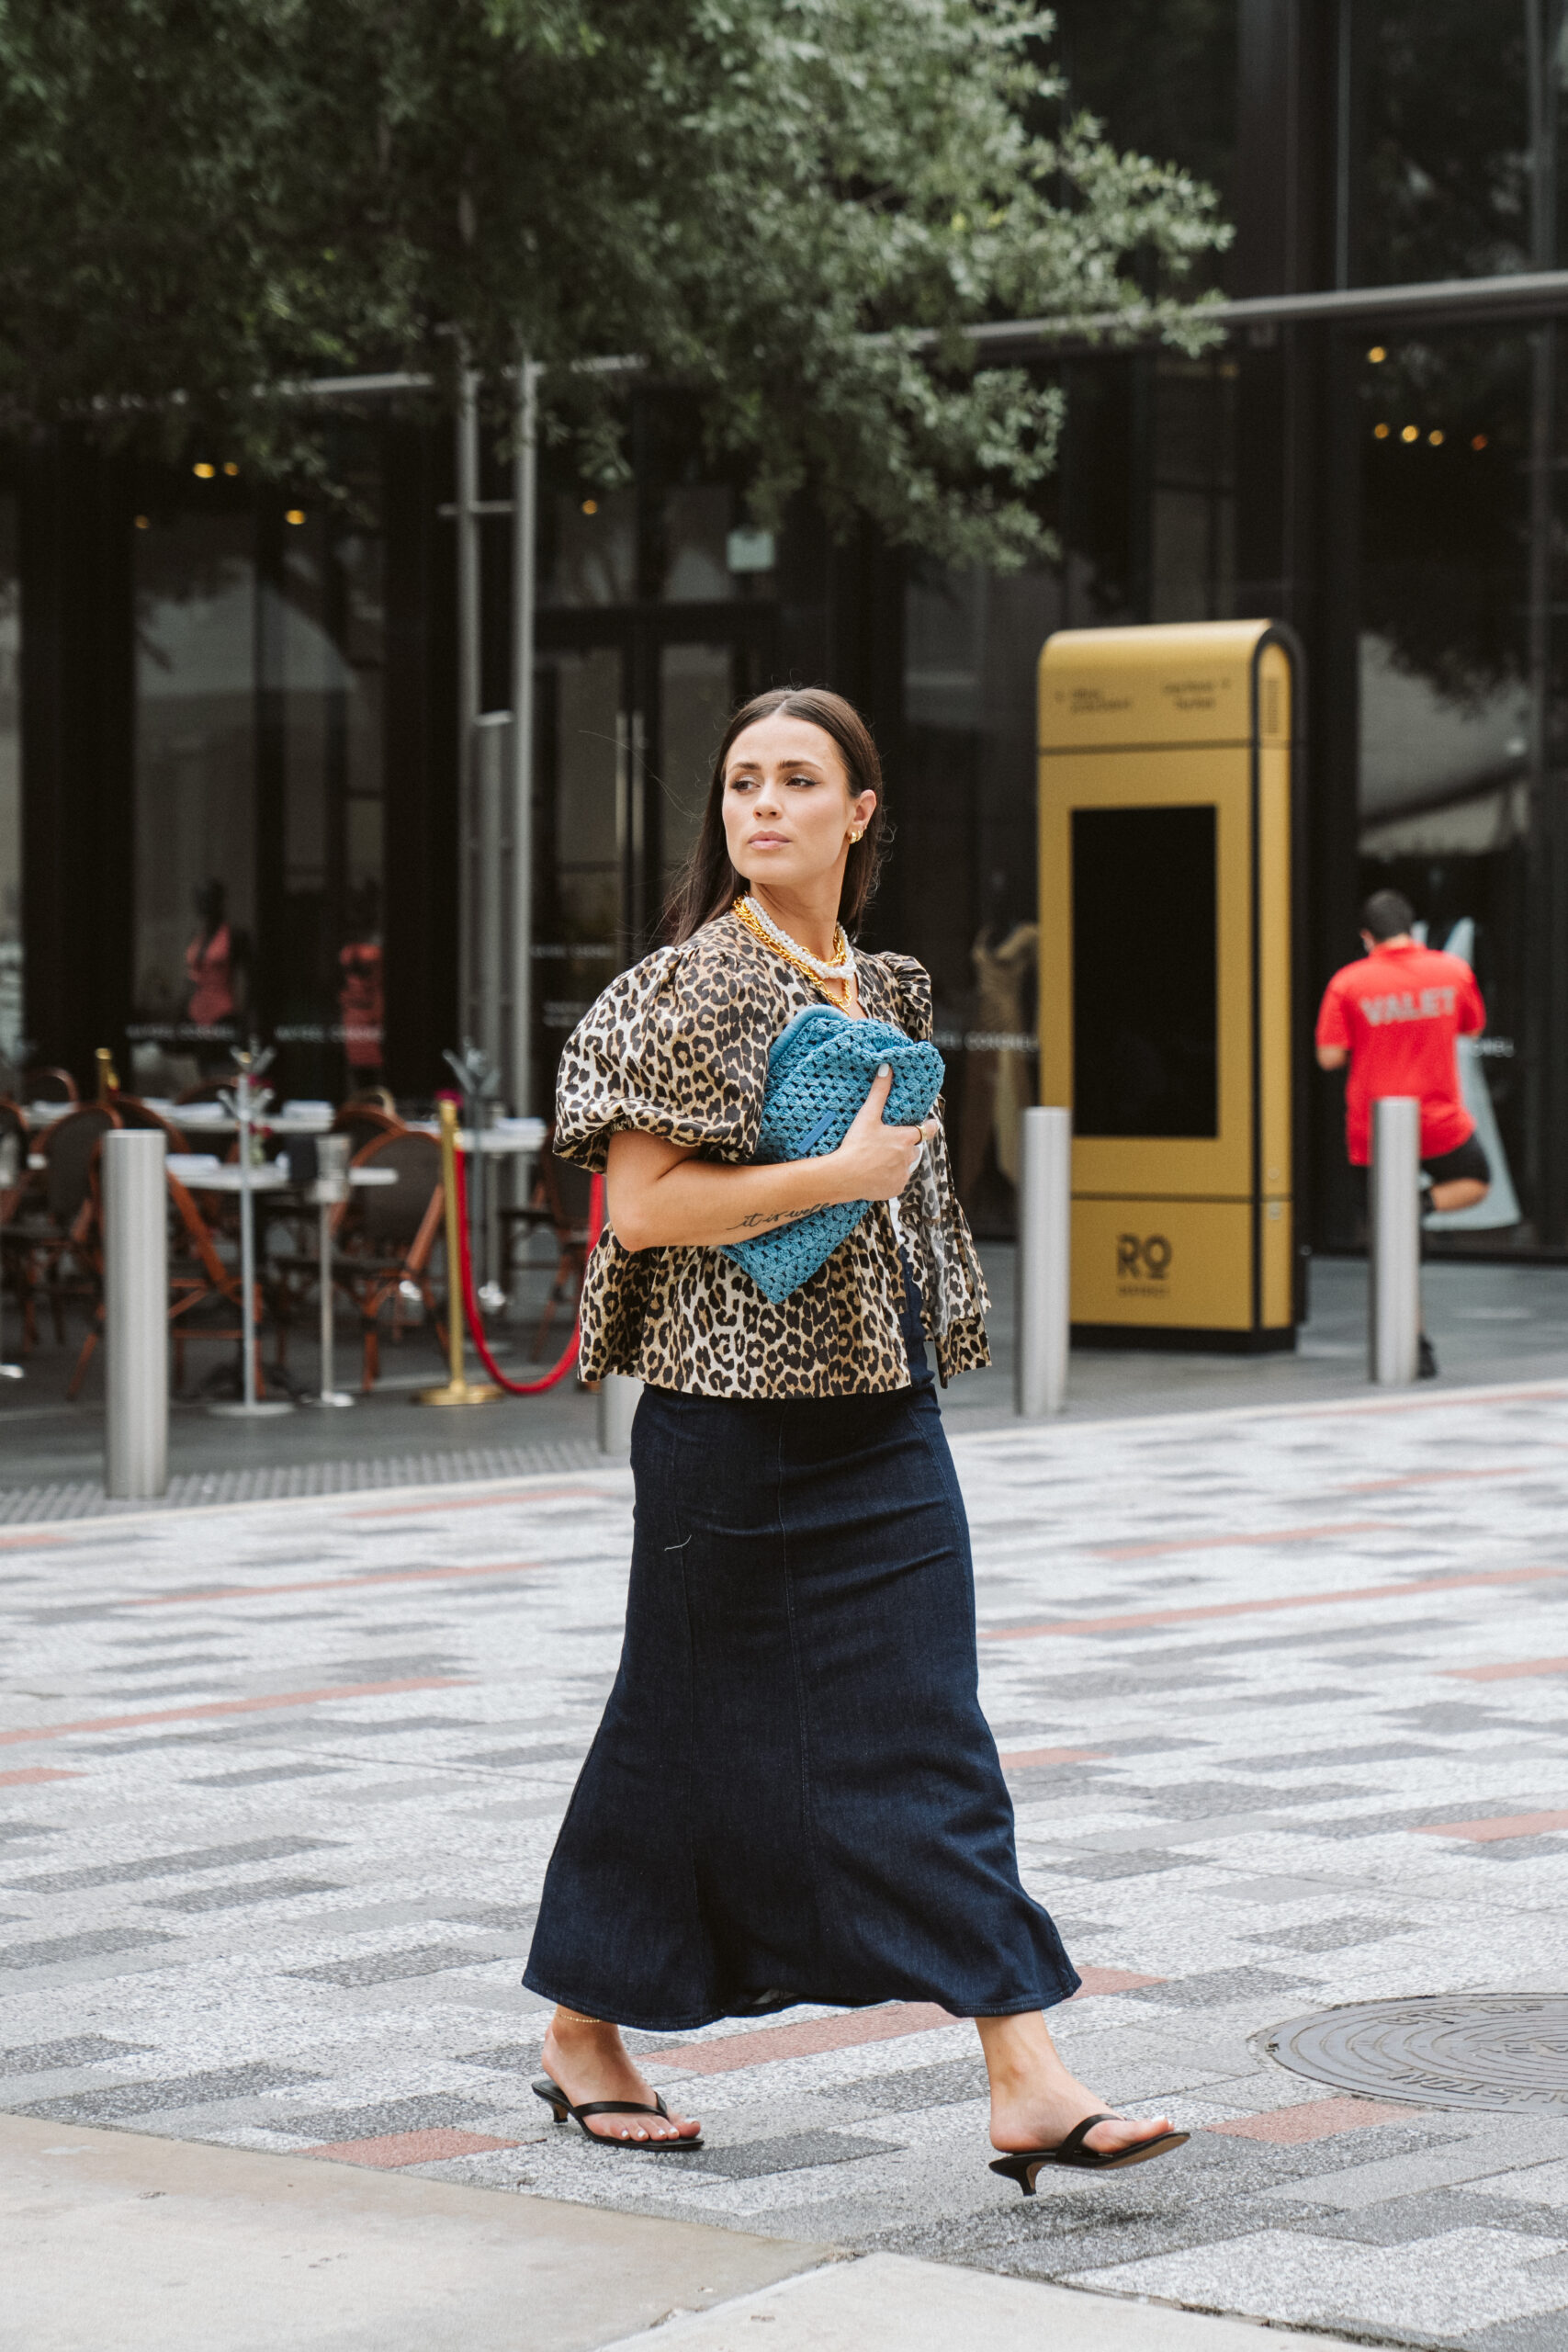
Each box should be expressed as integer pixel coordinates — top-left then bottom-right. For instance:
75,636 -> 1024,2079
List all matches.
316,1129 -> 447,1392
113,1096 -> 191,1154
332,1101 -> 404,1164
70,1162 -> 265,1402
529,1145 -> 596,1358
10,1106 -> 120,1354
23,1067 -> 79,1106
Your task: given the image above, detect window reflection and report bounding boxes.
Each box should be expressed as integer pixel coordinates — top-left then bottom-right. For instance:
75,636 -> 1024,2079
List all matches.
657,642 -> 731,907
903,560 -> 1055,1231
130,484 -> 387,1098
0,499 -> 21,1080
531,645 -> 624,1107
540,491 -> 637,607
1357,330 -> 1532,1238
132,512 -> 257,1087
660,487 -> 735,603
1360,6 -> 1536,287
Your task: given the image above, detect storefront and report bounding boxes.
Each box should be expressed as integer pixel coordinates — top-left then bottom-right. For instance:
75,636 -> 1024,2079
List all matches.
5,2 -> 1568,1259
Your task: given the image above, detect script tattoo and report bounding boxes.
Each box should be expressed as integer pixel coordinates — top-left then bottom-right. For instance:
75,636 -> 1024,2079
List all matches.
730,1202 -> 831,1233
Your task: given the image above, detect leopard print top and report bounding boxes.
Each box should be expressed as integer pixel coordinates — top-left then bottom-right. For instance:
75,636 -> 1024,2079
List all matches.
555,911 -> 990,1397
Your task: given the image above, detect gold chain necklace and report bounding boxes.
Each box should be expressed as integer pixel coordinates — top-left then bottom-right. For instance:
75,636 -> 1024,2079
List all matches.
732,897 -> 856,1011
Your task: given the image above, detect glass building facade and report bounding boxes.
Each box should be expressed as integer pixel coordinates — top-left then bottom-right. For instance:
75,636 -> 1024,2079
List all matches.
7,0 -> 1568,1260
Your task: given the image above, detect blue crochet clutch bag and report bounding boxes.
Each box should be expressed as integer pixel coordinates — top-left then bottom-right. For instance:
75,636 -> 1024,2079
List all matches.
721,1004 -> 944,1304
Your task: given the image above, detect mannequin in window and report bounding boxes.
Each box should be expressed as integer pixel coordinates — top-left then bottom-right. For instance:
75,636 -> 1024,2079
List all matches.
186,879 -> 249,1067
339,879 -> 386,1094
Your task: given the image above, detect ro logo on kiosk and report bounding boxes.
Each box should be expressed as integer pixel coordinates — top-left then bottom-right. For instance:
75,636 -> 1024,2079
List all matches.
1117,1233 -> 1172,1284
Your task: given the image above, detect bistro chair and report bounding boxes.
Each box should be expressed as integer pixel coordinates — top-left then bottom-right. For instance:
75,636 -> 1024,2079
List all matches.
316,1129 -> 446,1393
165,1166 -> 269,1399
331,1100 -> 404,1165
9,1105 -> 121,1355
343,1085 -> 398,1118
0,1099 -> 29,1216
0,1098 -> 35,1346
67,1161 -> 266,1402
22,1067 -> 79,1107
113,1096 -> 191,1154
529,1143 -> 596,1359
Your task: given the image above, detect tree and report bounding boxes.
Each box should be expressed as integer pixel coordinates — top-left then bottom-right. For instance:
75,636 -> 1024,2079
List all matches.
0,0 -> 1228,563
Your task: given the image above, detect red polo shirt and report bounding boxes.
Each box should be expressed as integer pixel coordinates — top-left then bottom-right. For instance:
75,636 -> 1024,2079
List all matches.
1315,940 -> 1484,1166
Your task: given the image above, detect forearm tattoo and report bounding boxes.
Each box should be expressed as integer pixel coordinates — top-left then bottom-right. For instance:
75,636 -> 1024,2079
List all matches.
728,1202 -> 830,1234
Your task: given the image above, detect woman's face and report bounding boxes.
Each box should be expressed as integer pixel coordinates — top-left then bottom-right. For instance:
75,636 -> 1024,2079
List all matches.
721,715 -> 875,899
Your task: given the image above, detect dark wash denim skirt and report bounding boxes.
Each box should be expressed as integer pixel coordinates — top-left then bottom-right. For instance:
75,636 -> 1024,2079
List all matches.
523,1288 -> 1079,2033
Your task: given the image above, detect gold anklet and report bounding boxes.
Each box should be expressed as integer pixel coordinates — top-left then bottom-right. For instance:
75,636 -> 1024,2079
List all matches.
555,2006 -> 612,2027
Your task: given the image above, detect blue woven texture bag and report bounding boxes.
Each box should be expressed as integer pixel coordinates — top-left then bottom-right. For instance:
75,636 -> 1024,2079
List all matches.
721,1004 -> 944,1304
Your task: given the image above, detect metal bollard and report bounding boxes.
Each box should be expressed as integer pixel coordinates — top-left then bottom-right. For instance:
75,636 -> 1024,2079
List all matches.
103,1130 -> 168,1499
1370,1094 -> 1421,1386
596,1373 -> 642,1456
1016,1105 -> 1072,1418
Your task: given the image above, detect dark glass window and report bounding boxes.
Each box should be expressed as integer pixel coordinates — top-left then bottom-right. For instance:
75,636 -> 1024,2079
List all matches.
1354,327 -> 1536,1244
1071,806 -> 1218,1137
130,460 -> 388,1100
1358,4 -> 1544,286
0,495 -> 19,1079
1051,0 -> 1237,289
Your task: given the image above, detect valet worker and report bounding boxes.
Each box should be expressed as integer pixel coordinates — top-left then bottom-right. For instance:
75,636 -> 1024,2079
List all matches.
1314,888 -> 1488,1378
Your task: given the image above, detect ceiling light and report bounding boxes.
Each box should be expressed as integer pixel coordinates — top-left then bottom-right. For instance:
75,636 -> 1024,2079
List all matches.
1428,429 -> 1445,446
134,514 -> 151,530
1373,423 -> 1391,439
1472,433 -> 1489,451
285,508 -> 306,526
1401,425 -> 1419,443
1368,345 -> 1387,363
223,461 -> 239,477
581,498 -> 598,515
193,462 -> 215,480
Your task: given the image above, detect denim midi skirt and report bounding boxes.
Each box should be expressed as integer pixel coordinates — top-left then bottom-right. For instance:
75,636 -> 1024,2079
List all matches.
523,1291 -> 1078,2033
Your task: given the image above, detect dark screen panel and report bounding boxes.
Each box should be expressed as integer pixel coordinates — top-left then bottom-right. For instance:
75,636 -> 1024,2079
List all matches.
1071,805 -> 1218,1138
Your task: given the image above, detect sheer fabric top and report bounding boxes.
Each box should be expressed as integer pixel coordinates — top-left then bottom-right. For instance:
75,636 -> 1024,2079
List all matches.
554,911 -> 990,1397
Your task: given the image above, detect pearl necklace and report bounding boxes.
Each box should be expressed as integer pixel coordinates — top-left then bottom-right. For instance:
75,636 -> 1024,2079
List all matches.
738,894 -> 855,984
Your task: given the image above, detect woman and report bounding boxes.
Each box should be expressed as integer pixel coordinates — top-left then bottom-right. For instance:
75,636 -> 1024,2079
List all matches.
524,687 -> 1184,2188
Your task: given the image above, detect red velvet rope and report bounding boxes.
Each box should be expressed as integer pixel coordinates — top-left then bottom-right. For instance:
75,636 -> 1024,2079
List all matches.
452,1140 -> 604,1396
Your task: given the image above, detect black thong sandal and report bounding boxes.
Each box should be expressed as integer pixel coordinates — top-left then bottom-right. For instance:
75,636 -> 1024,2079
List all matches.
532,2073 -> 704,2151
988,2113 -> 1189,2195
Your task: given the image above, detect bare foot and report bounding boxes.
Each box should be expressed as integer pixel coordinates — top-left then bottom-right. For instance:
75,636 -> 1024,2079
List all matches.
976,2011 -> 1176,2157
541,2011 -> 701,2144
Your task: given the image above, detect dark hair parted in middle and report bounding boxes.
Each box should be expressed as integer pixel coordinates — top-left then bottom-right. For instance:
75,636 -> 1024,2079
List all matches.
661,687 -> 888,946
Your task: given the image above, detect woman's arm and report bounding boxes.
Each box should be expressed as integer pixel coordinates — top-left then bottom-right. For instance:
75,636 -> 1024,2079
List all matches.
606,1067 -> 939,1252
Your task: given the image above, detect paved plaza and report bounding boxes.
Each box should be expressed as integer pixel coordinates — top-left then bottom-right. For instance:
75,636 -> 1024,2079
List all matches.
5,1370 -> 1568,2346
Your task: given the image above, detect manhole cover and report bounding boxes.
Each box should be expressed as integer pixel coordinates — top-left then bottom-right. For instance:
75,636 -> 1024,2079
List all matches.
1268,1995 -> 1568,2113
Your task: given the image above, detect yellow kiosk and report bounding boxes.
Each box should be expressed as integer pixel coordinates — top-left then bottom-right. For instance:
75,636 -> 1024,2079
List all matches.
1037,619 -> 1302,1350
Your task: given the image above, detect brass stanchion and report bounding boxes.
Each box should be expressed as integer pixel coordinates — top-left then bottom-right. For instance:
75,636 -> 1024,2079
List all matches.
416,1098 -> 501,1408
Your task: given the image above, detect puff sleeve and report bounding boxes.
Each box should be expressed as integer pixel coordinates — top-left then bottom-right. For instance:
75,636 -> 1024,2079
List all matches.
553,938 -> 775,1172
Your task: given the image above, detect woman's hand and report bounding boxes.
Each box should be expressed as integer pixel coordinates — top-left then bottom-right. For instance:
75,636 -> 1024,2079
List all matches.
604,1069 -> 939,1251
829,1066 -> 940,1202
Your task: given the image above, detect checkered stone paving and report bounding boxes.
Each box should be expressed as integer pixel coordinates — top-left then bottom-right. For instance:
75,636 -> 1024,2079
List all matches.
6,1380 -> 1568,2347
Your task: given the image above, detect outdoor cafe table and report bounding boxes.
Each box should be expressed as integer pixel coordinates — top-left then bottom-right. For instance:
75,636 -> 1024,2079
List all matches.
166,1156 -> 398,1408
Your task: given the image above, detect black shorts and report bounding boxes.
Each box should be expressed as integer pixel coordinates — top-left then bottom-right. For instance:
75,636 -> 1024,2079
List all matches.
1421,1134 -> 1491,1189
1351,1131 -> 1490,1218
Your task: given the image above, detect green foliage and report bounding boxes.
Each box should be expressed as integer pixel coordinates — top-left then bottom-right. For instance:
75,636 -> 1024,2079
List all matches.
0,0 -> 1229,562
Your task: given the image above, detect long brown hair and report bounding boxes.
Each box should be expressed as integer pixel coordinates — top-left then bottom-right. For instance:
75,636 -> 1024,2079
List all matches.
661,687 -> 889,945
